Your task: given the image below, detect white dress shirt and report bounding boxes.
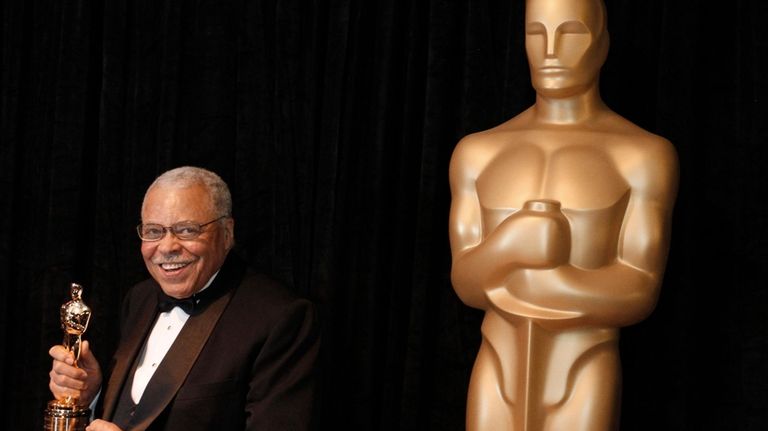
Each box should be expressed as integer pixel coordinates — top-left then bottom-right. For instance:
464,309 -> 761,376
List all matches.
130,272 -> 219,403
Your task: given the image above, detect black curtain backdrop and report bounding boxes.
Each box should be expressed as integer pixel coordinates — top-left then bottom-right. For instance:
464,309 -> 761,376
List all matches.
1,0 -> 766,430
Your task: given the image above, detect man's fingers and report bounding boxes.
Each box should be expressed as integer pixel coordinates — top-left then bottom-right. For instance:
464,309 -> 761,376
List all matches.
50,369 -> 88,391
48,341 -> 101,408
49,345 -> 75,366
49,376 -> 82,400
50,369 -> 86,389
81,340 -> 91,356
78,340 -> 99,370
86,419 -> 123,431
51,357 -> 88,380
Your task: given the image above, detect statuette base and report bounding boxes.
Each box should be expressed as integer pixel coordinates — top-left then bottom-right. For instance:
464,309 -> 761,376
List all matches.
43,400 -> 90,431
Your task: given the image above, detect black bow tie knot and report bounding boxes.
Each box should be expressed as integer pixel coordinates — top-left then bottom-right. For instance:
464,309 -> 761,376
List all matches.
157,294 -> 197,314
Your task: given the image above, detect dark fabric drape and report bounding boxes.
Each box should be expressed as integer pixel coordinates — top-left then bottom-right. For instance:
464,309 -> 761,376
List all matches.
1,0 -> 767,430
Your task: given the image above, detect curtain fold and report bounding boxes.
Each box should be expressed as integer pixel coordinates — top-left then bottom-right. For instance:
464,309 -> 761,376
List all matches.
1,0 -> 767,429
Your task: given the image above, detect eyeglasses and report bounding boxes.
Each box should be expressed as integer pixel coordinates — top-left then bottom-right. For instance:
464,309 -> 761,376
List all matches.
136,216 -> 228,241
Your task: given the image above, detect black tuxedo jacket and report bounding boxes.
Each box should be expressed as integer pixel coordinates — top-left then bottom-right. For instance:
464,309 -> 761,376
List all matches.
99,254 -> 319,430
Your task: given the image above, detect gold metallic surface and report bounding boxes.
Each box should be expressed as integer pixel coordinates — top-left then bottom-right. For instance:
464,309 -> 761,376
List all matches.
448,0 -> 678,429
44,284 -> 92,430
44,400 -> 90,431
61,283 -> 91,366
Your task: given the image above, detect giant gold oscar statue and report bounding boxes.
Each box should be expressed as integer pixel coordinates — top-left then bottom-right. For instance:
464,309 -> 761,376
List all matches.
448,0 -> 678,429
44,283 -> 92,430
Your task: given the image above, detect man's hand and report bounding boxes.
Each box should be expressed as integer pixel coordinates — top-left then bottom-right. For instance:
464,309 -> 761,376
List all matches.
86,419 -> 123,431
49,340 -> 102,406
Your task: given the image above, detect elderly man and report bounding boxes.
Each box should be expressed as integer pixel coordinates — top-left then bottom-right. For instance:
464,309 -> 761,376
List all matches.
49,167 -> 319,430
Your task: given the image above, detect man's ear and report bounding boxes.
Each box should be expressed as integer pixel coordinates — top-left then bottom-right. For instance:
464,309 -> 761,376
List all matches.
224,217 -> 235,250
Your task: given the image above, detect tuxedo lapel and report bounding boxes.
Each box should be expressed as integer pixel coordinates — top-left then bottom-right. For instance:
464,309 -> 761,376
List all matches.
101,294 -> 159,421
129,286 -> 233,430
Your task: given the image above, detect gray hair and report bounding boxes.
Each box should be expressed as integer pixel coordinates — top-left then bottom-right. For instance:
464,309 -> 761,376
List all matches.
143,166 -> 232,218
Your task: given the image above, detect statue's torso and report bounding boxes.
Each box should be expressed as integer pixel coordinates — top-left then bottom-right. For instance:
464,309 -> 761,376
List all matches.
464,127 -> 642,426
476,130 -> 631,269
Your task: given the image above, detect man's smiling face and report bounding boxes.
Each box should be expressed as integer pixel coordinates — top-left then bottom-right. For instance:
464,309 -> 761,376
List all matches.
140,183 -> 233,299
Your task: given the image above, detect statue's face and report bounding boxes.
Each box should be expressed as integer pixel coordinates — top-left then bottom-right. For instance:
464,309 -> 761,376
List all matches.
525,0 -> 608,97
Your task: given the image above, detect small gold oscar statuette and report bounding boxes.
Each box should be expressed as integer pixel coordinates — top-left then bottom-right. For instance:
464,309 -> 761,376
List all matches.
44,283 -> 93,431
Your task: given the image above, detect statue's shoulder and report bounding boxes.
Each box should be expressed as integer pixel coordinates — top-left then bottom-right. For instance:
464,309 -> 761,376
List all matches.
450,118 -> 525,180
601,113 -> 679,192
454,108 -> 535,153
602,112 -> 677,160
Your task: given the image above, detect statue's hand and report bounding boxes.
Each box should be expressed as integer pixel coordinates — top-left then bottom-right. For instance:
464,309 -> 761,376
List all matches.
493,201 -> 571,268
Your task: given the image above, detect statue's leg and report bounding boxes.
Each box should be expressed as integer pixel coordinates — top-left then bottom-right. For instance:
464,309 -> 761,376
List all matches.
543,342 -> 620,431
466,337 -> 515,430
64,333 -> 83,364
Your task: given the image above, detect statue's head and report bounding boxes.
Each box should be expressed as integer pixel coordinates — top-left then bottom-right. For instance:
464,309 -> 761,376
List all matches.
525,0 -> 609,98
